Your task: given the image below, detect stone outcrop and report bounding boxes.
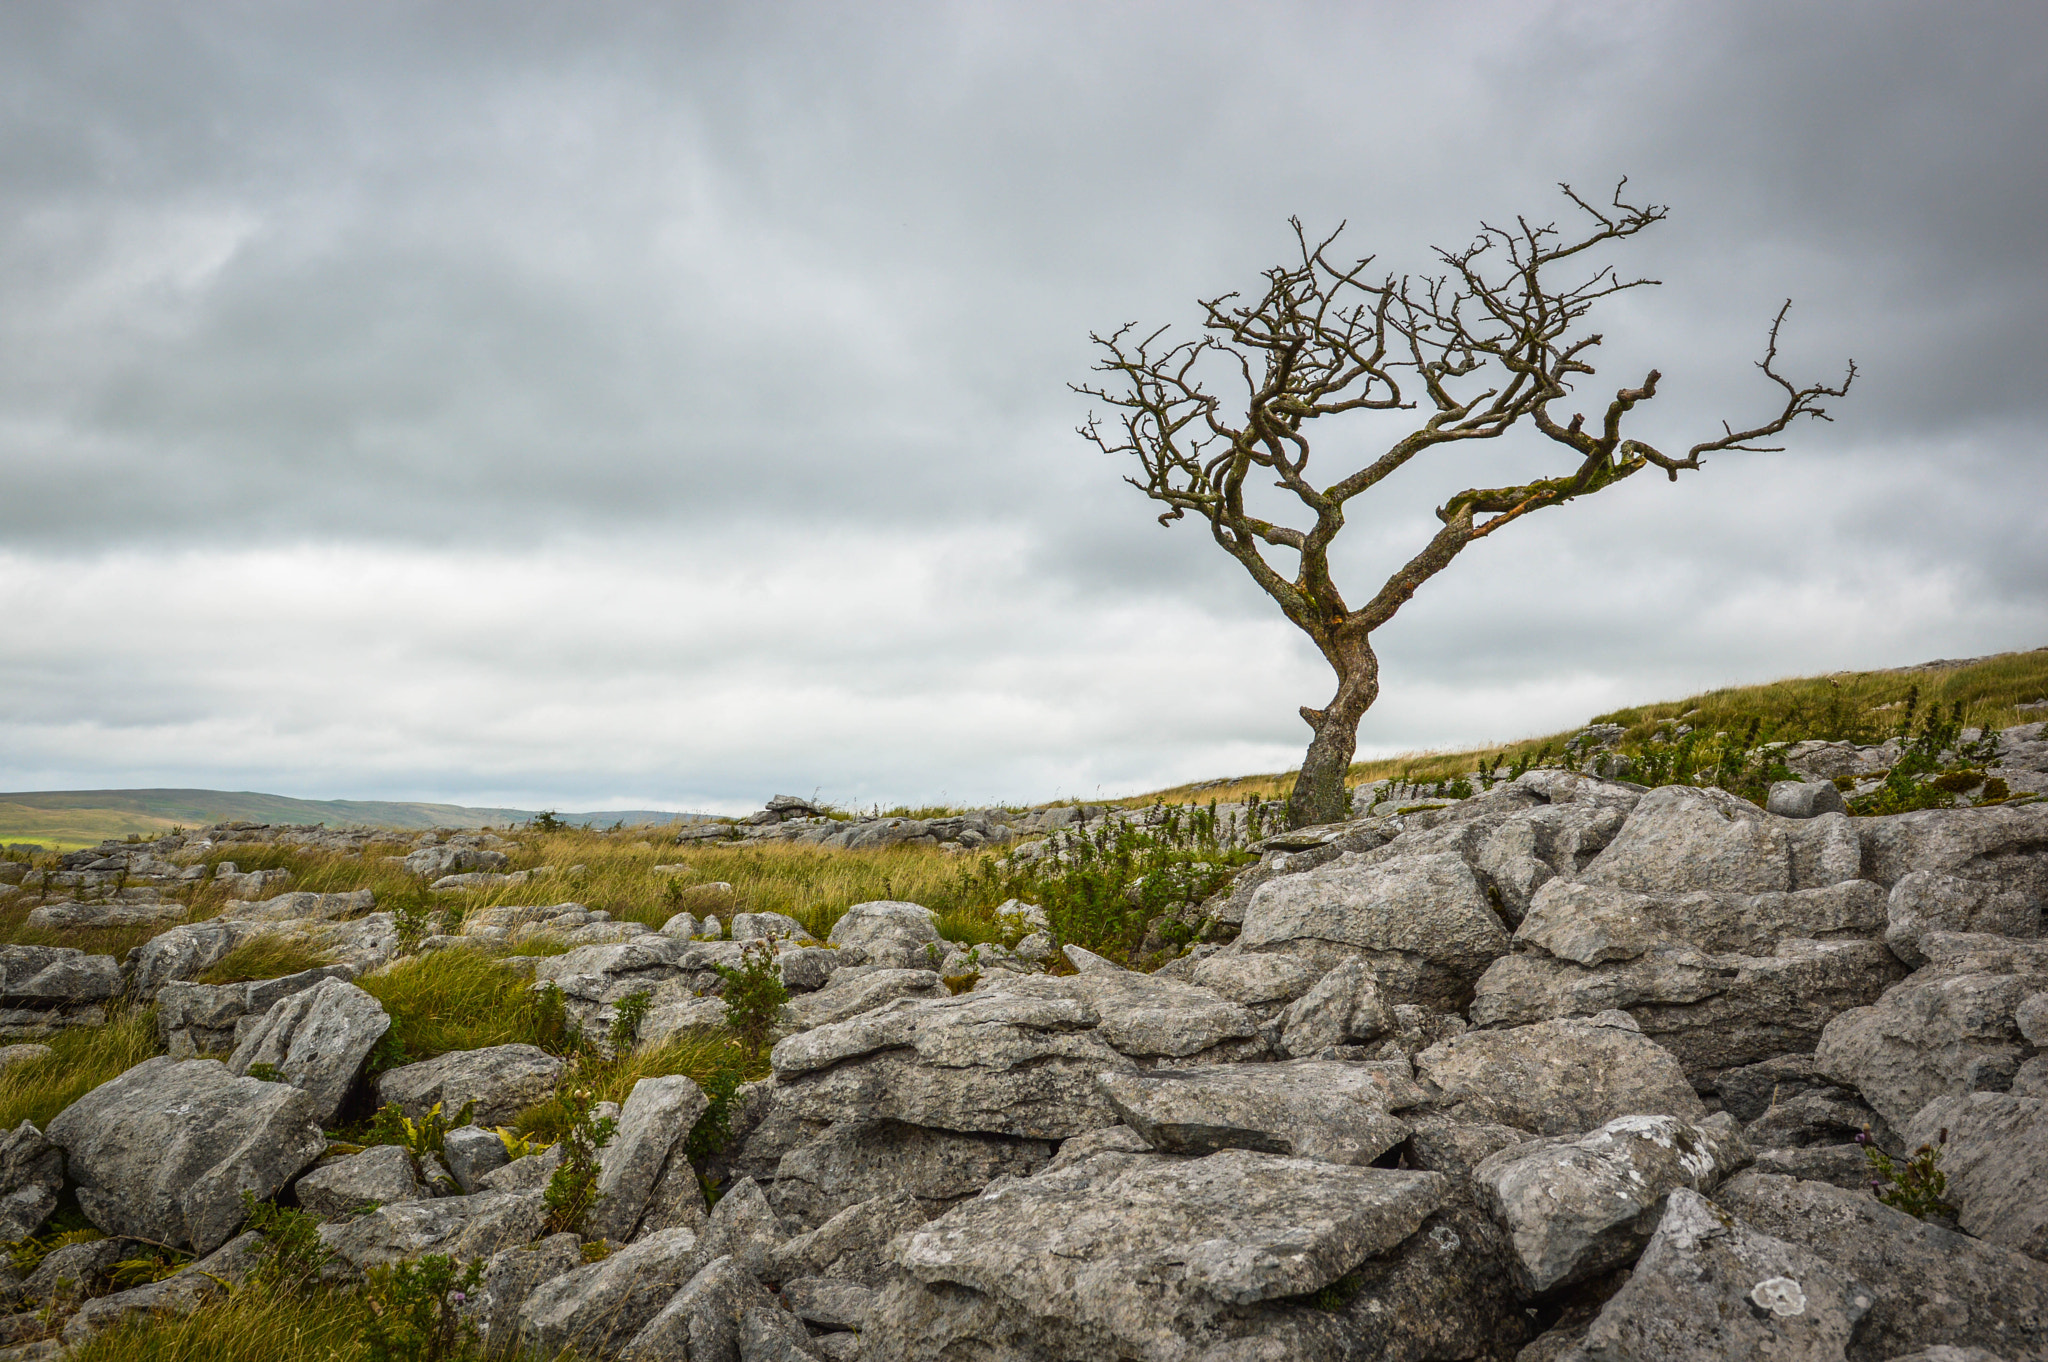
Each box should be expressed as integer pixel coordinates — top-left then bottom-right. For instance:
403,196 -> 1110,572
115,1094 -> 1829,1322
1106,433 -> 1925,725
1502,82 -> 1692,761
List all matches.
375,1044 -> 566,1127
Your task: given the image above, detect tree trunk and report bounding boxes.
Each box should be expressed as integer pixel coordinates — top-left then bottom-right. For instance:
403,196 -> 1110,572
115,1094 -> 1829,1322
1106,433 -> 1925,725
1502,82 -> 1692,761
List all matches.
1286,635 -> 1380,828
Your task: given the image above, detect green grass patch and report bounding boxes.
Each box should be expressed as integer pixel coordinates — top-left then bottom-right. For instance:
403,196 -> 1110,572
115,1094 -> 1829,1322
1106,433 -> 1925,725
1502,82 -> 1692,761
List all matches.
196,937 -> 333,985
0,1008 -> 160,1131
355,951 -> 573,1068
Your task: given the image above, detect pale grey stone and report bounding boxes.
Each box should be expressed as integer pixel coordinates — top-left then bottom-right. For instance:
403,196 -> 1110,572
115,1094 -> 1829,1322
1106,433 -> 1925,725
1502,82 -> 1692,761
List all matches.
0,1045 -> 51,1073
777,968 -> 948,1033
869,1150 -> 1445,1362
1515,877 -> 1886,964
0,1123 -> 60,1243
620,1253 -> 778,1362
1472,938 -> 1906,1077
1579,785 -> 1860,894
765,1192 -> 930,1289
376,1043 -> 566,1127
25,1236 -> 142,1303
404,845 -> 510,879
778,947 -> 845,993
588,1074 -> 709,1244
220,889 -> 376,922
1237,849 -> 1510,1009
319,1190 -> 547,1271
517,1225 -> 703,1359
826,901 -> 940,970
1095,1059 -> 1413,1165
1816,969 -> 2048,1128
1277,957 -> 1395,1055
1748,1143 -> 1873,1191
1189,951 -> 1318,1006
1414,1018 -> 1706,1135
1716,1171 -> 2048,1362
442,1125 -> 510,1195
1858,804 -> 2048,895
769,1119 -> 1050,1231
782,1276 -> 875,1330
733,912 -> 816,943
58,1231 -> 261,1347
1472,1113 -> 1750,1293
1555,1188 -> 1871,1362
1769,779 -> 1850,818
0,946 -> 122,1012
1715,1052 -> 1831,1122
1905,1092 -> 2048,1261
1887,871 -> 2043,967
478,1145 -> 560,1195
46,1056 -> 327,1253
227,977 -> 389,1124
738,1304 -> 823,1361
458,1232 -> 584,1352
25,900 -> 185,930
294,1143 -> 422,1221
157,965 -> 356,1058
696,1175 -> 784,1280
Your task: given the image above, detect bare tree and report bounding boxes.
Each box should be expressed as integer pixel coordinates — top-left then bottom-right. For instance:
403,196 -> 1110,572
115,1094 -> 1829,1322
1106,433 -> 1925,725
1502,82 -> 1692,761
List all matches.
1078,182 -> 1854,829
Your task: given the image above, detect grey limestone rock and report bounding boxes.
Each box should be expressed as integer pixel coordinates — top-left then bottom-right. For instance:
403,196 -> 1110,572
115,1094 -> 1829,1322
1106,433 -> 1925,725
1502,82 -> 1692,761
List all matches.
1471,1113 -> 1751,1294
766,1191 -> 930,1289
1472,937 -> 1906,1077
778,947 -> 846,994
1237,849 -> 1510,1009
1577,785 -> 1859,895
157,965 -> 356,1058
1715,1052 -> 1832,1122
517,1225 -> 703,1359
733,911 -> 816,943
404,845 -> 510,879
1514,877 -> 1887,964
1904,1092 -> 2048,1261
769,1119 -> 1050,1231
458,1232 -> 584,1353
0,945 -> 122,1024
46,1056 -> 327,1253
58,1230 -> 261,1347
777,967 -> 949,1033
24,899 -> 186,930
1887,871 -> 2044,967
319,1190 -> 547,1272
0,1123 -> 61,1244
25,1235 -> 142,1304
1716,1170 -> 2048,1361
783,1277 -> 876,1330
376,1043 -> 566,1127
1095,1059 -> 1416,1166
1769,779 -> 1851,818
826,901 -> 940,970
294,1143 -> 423,1221
1277,957 -> 1395,1055
1857,804 -> 2048,895
1189,951 -> 1318,1006
1414,1018 -> 1706,1135
219,888 -> 376,922
441,1125 -> 510,1195
1816,965 -> 2048,1129
1555,1188 -> 1872,1362
871,1149 -> 1446,1362
227,977 -> 390,1124
588,1073 -> 709,1244
620,1253 -> 779,1362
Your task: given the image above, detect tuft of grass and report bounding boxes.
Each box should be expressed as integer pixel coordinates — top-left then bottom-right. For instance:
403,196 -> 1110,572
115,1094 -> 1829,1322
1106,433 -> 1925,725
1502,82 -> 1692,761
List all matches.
354,951 -> 573,1067
196,937 -> 334,985
514,1027 -> 766,1142
0,1008 -> 161,1131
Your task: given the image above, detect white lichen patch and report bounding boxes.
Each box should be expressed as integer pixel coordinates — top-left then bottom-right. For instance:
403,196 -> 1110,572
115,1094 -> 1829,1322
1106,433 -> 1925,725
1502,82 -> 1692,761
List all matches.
1750,1275 -> 1807,1317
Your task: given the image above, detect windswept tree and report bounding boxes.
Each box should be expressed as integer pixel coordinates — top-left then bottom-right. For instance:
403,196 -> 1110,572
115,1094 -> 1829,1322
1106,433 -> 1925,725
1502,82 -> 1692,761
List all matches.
1078,182 -> 1855,829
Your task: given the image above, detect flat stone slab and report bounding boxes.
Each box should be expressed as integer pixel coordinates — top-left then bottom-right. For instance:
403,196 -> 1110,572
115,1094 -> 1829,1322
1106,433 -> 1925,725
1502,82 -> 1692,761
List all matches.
1094,1059 -> 1416,1165
1415,1017 -> 1706,1135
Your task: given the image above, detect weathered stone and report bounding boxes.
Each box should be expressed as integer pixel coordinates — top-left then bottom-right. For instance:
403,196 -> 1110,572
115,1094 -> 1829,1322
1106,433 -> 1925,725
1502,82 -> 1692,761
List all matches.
220,889 -> 376,922
1415,1018 -> 1706,1135
1747,1086 -> 1888,1150
25,900 -> 186,931
442,1125 -> 510,1195
778,947 -> 846,994
1887,871 -> 2044,967
0,1123 -> 60,1243
405,845 -> 510,879
694,1174 -> 784,1280
1237,850 -> 1510,1009
1747,1143 -> 1872,1190
25,1235 -> 143,1304
0,1045 -> 51,1074
588,1074 -> 709,1244
1555,1188 -> 1870,1362
871,1150 -> 1445,1362
293,1143 -> 423,1221
732,911 -> 816,943
1768,779 -> 1849,818
1904,1092 -> 2048,1261
1816,968 -> 2048,1128
1578,785 -> 1858,894
1715,1052 -> 1832,1122
458,1232 -> 584,1352
1515,877 -> 1886,963
620,1253 -> 778,1362
766,1191 -> 930,1289
319,1190 -> 547,1271
1716,1171 -> 2048,1362
227,978 -> 389,1124
783,1276 -> 876,1330
737,1303 -> 823,1361
0,946 -> 122,1018
376,1044 -> 566,1127
46,1056 -> 327,1253
517,1226 -> 702,1359
1401,1116 -> 1535,1181
1472,938 -> 1907,1077
130,915 -> 397,1001
59,1231 -> 261,1347
826,901 -> 940,970
769,1119 -> 1051,1230
1096,1059 -> 1415,1165
1189,951 -> 1318,1006
1325,1195 -> 1533,1362
1472,1113 -> 1750,1293
1277,958 -> 1395,1056
1049,969 -> 1262,1062
1857,803 -> 2048,893
778,968 -> 949,1033
157,965 -> 356,1058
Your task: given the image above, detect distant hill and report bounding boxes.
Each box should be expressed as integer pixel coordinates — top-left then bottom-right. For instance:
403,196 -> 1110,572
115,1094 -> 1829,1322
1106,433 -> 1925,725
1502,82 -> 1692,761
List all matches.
0,788 -> 712,851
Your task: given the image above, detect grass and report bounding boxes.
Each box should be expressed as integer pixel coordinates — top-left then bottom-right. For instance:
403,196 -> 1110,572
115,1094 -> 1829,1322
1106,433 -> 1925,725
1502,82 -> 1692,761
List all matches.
512,1026 -> 768,1143
196,937 -> 334,985
0,1008 -> 160,1131
354,950 -> 572,1067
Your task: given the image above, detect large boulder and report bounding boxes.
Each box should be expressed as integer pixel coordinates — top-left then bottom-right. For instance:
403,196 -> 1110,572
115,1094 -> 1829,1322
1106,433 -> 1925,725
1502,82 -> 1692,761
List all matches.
1716,1170 -> 2048,1361
766,1192 -> 930,1289
1414,1017 -> 1706,1135
1236,849 -> 1510,1009
220,889 -> 376,923
376,1044 -> 566,1127
1577,785 -> 1859,894
157,965 -> 356,1058
46,1056 -> 327,1253
868,1148 -> 1447,1362
586,1074 -> 709,1244
0,945 -> 123,1032
1904,1092 -> 2048,1261
1276,958 -> 1396,1056
1857,802 -> 2048,893
1472,938 -> 1906,1078
404,845 -> 510,879
319,1190 -> 547,1271
1513,877 -> 1886,963
619,1253 -> 783,1362
130,915 -> 399,1001
778,967 -> 949,1033
1471,1113 -> 1750,1294
1094,1059 -> 1419,1166
516,1225 -> 703,1359
294,1144 -> 424,1221
1886,870 -> 2044,966
456,1232 -> 585,1350
1815,951 -> 2048,1129
1553,1188 -> 1871,1362
227,978 -> 390,1124
827,901 -> 941,970
768,1118 -> 1052,1231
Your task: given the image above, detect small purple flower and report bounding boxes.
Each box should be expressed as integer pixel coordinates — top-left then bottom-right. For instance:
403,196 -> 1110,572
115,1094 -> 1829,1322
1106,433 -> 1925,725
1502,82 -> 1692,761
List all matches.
1854,1131 -> 1870,1145
450,1292 -> 467,1305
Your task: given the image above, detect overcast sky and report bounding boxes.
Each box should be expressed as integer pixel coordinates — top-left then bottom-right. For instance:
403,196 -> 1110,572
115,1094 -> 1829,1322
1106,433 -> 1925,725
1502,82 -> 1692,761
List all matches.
2,1 -> 2043,814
